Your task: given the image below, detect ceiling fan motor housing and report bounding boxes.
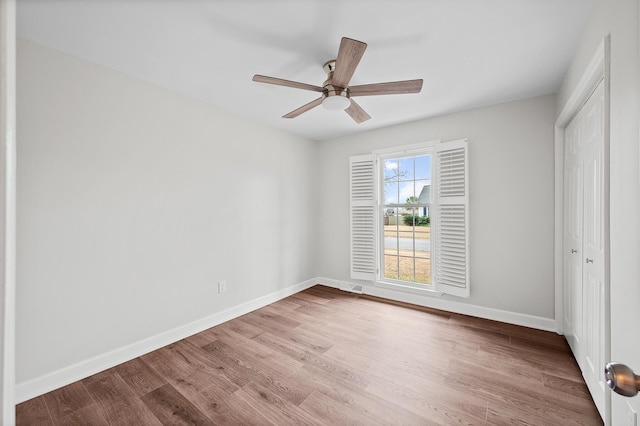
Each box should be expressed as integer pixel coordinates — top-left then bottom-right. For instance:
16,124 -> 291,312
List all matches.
322,59 -> 350,105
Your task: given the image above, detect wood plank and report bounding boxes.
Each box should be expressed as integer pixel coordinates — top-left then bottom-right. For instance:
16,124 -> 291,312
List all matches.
288,291 -> 332,305
296,363 -> 441,426
252,328 -> 333,358
364,371 -> 489,423
299,390 -> 383,426
454,342 -> 546,384
15,396 -> 53,425
474,340 -> 582,386
141,340 -> 242,398
201,339 -> 314,406
113,357 -> 166,397
57,404 -> 109,426
323,342 -> 448,384
237,309 -> 301,337
478,338 -> 582,373
140,383 -> 215,425
486,399 -> 602,426
262,343 -> 373,390
301,285 -> 339,300
268,298 -> 303,311
213,326 -> 304,374
218,317 -> 265,338
191,387 -> 277,426
184,328 -> 218,347
443,359 -> 600,418
235,381 -> 323,426
42,381 -> 93,420
542,371 -> 592,398
510,334 -> 572,354
83,373 -> 161,425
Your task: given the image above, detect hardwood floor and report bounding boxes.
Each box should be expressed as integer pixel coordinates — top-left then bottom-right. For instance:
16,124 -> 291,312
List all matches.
17,285 -> 603,425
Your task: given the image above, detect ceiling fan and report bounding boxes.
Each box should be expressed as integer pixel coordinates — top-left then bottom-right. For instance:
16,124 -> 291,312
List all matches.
252,37 -> 423,123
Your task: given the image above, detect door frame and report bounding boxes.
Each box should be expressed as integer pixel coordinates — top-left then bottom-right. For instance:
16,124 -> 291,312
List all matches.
0,0 -> 16,423
554,36 -> 611,424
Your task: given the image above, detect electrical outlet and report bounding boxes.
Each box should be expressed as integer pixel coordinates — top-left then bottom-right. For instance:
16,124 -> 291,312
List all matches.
628,401 -> 638,426
218,280 -> 227,294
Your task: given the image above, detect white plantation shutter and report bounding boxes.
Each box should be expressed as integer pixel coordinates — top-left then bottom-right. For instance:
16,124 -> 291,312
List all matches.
434,140 -> 469,297
350,154 -> 376,280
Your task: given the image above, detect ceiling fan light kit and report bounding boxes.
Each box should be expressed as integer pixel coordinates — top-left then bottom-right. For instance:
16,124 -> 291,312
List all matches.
322,88 -> 351,111
252,37 -> 423,123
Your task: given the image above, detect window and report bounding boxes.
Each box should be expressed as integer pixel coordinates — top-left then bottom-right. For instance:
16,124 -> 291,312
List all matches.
349,140 -> 469,297
382,154 -> 432,285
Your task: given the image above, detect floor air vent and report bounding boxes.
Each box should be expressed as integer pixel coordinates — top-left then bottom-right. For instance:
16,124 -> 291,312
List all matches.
340,283 -> 364,294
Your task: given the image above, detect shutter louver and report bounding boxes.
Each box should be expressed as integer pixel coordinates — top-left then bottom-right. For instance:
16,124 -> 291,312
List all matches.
351,160 -> 374,200
351,206 -> 375,275
350,155 -> 376,280
438,148 -> 466,197
434,141 -> 469,297
437,204 -> 466,288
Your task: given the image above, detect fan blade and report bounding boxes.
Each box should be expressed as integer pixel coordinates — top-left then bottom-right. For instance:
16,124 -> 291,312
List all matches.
345,99 -> 371,123
283,97 -> 324,119
332,37 -> 367,89
349,79 -> 423,97
253,75 -> 324,92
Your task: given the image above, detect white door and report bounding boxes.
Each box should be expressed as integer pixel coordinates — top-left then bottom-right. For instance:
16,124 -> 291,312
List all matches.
563,79 -> 607,420
563,102 -> 584,359
580,80 -> 606,418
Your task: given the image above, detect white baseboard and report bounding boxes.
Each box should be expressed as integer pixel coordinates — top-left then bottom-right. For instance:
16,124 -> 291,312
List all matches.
315,277 -> 557,332
16,276 -> 556,403
15,278 -> 319,404
314,277 -> 341,289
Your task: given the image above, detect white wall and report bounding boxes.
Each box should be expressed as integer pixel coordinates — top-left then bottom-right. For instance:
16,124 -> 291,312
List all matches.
557,0 -> 640,424
16,39 -> 318,389
317,95 -> 556,321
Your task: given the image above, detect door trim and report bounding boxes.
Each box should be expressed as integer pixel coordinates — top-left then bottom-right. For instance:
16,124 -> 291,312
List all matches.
554,36 -> 611,424
0,0 -> 17,423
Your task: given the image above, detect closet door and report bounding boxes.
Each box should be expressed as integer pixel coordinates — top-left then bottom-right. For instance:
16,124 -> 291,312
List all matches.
562,79 -> 606,420
563,106 -> 584,359
580,80 -> 606,416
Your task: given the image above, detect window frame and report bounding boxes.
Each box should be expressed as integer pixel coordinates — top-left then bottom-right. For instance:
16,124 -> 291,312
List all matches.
353,139 -> 469,298
377,146 -> 434,290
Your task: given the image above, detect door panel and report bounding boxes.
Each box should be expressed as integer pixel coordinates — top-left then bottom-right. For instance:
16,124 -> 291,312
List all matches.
563,110 -> 583,357
581,81 -> 606,418
563,79 -> 606,420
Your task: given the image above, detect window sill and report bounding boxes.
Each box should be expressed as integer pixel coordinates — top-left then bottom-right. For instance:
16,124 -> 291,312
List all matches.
374,280 -> 443,297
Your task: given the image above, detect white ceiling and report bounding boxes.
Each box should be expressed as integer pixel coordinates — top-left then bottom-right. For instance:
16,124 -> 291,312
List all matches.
17,0 -> 595,141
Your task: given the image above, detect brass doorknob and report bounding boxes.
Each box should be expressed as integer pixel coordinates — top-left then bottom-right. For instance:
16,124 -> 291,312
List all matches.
605,362 -> 640,397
